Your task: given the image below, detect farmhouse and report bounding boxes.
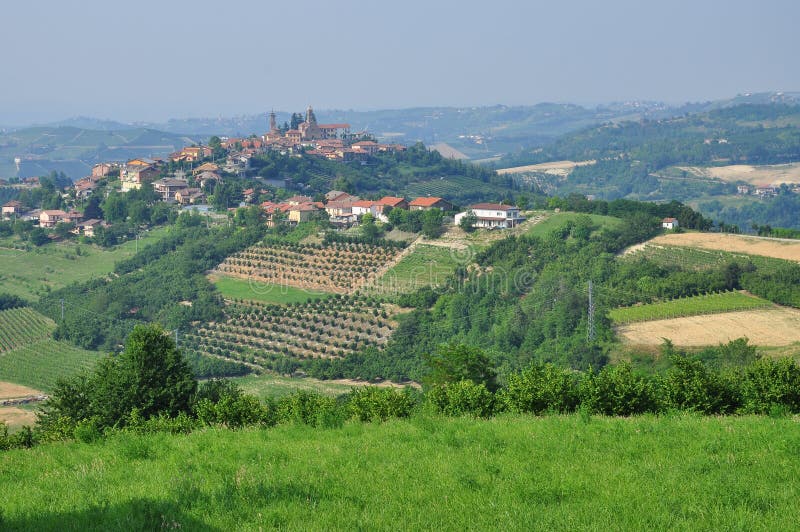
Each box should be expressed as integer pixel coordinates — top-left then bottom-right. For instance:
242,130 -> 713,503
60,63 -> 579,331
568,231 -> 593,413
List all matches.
409,197 -> 454,211
74,219 -> 108,238
455,203 -> 525,229
755,186 -> 777,198
662,217 -> 679,230
39,210 -> 68,228
92,163 -> 115,177
2,200 -> 23,219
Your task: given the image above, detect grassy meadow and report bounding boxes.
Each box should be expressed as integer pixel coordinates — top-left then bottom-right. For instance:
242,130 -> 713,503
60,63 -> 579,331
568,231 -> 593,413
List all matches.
232,374 -> 356,399
525,211 -> 624,238
2,414 -> 799,529
0,226 -> 171,301
210,274 -> 331,305
372,244 -> 461,294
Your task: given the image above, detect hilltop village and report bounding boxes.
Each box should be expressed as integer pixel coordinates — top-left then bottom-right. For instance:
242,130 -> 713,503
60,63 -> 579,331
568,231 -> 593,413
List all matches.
0,106 -> 525,245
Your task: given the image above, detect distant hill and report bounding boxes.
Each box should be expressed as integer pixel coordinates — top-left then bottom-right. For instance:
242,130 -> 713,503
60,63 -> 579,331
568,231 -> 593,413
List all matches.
0,126 -> 200,179
496,103 -> 800,202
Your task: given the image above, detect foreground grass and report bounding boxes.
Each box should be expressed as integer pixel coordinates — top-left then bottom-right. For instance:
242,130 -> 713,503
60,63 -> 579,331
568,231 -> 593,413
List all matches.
0,226 -> 170,300
610,291 -> 771,324
2,414 -> 799,529
211,274 -> 330,304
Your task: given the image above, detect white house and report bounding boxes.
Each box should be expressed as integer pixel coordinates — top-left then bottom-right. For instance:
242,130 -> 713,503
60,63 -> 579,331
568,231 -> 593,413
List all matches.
455,203 -> 525,229
661,217 -> 679,230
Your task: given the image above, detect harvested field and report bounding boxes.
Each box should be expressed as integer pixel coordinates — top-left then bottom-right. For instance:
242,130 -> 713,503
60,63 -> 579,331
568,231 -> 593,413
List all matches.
497,160 -> 595,176
645,232 -> 800,262
617,307 -> 800,347
0,381 -> 43,401
0,406 -> 36,429
679,163 -> 800,186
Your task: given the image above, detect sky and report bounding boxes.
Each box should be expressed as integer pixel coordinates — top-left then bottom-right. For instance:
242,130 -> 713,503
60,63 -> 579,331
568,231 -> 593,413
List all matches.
1,0 -> 798,125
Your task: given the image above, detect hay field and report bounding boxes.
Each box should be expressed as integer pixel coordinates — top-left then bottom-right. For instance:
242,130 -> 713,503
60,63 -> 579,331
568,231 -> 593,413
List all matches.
616,307 -> 800,347
497,160 -> 595,176
0,381 -> 43,400
647,232 -> 800,262
679,163 -> 800,186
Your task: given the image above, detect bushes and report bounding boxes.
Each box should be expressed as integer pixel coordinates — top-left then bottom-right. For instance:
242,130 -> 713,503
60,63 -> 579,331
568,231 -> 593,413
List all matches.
661,356 -> 740,414
740,358 -> 800,414
579,363 -> 657,416
427,380 -> 495,418
348,386 -> 418,422
499,363 -> 579,415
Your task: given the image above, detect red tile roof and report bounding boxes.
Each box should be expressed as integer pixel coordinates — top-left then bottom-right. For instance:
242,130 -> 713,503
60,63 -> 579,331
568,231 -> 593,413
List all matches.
410,197 -> 446,207
378,196 -> 406,207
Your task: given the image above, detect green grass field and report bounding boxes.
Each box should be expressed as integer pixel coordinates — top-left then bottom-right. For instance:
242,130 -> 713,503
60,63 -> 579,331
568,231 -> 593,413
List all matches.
0,226 -> 171,301
609,291 -> 772,324
526,212 -> 624,238
0,307 -> 103,392
2,414 -> 799,529
372,244 -> 461,294
211,275 -> 331,304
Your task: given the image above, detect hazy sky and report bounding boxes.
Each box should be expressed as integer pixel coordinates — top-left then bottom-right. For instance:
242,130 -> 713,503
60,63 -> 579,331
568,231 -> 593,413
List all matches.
1,0 -> 798,124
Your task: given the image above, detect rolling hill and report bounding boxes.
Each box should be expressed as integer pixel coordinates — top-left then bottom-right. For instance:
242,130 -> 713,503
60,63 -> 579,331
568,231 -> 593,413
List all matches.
0,126 -> 199,179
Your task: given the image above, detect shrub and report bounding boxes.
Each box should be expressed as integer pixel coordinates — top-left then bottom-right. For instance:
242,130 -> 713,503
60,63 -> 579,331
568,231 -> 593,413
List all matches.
499,363 -> 580,415
579,363 -> 657,416
347,386 -> 418,422
661,356 -> 740,414
427,380 -> 494,418
740,358 -> 800,414
276,391 -> 344,428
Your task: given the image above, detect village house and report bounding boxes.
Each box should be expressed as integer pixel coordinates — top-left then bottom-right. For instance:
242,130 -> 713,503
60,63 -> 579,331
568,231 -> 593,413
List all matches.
192,162 -> 220,176
152,178 -> 189,201
2,200 -> 23,219
120,164 -> 159,192
455,203 -> 525,229
737,185 -> 751,195
755,186 -> 777,198
661,217 -> 679,230
409,197 -> 454,211
175,188 -> 206,205
39,210 -> 69,228
351,199 -> 381,219
73,219 -> 108,238
92,163 -> 115,178
377,196 -> 408,210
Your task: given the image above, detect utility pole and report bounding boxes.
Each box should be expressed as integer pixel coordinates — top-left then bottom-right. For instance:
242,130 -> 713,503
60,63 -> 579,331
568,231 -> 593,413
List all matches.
174,329 -> 178,347
587,280 -> 595,342
60,299 -> 65,321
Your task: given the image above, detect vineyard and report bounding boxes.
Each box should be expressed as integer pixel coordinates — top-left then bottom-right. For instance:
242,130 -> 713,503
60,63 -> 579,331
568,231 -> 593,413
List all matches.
0,308 -> 56,353
214,240 -> 405,293
0,340 -> 103,392
182,294 -> 398,373
609,291 -> 772,325
624,244 -> 794,272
